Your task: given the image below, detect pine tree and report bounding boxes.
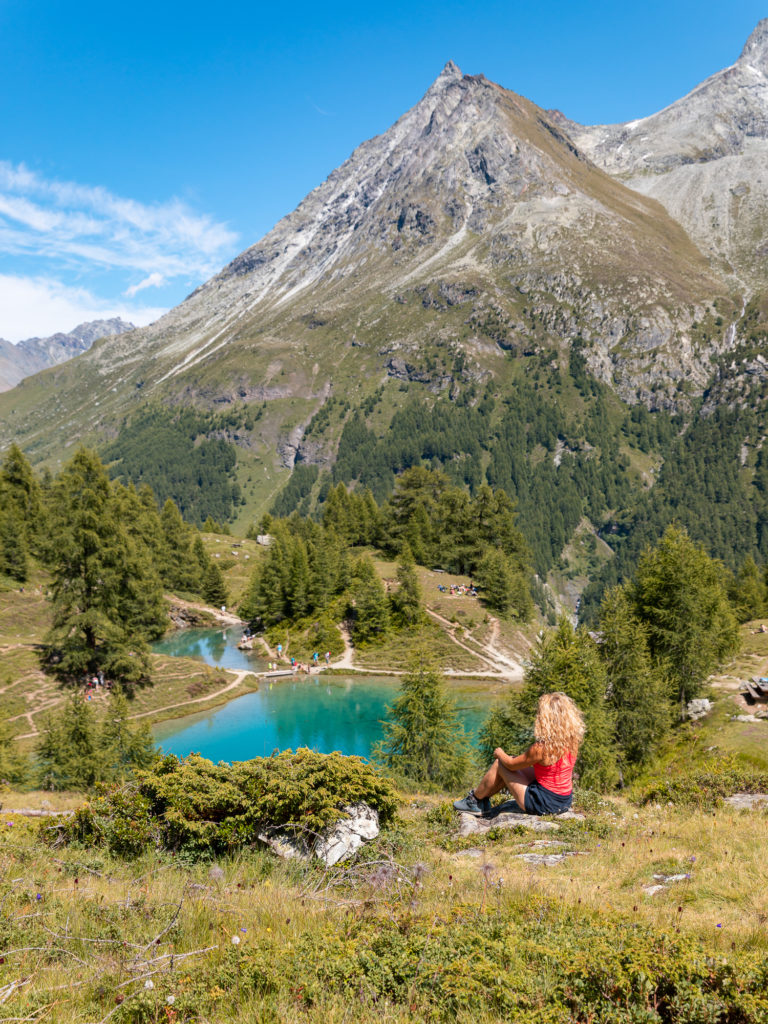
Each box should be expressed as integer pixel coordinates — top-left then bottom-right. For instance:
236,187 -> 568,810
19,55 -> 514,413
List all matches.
44,448 -> 165,689
159,499 -> 203,594
37,691 -> 157,789
0,719 -> 29,785
286,539 -> 311,618
729,556 -> 765,622
100,690 -> 157,779
475,548 -> 515,615
0,443 -> 44,556
323,483 -> 352,541
390,542 -> 424,629
37,694 -> 103,790
482,618 -> 618,791
240,531 -> 288,624
632,526 -> 739,710
350,555 -> 389,645
192,535 -> 211,575
0,504 -> 29,582
598,585 -> 671,777
202,562 -> 228,607
373,654 -> 472,788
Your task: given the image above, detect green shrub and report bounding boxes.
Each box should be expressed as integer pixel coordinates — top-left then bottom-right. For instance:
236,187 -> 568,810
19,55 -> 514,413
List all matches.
240,904 -> 768,1022
638,753 -> 768,809
44,749 -> 397,859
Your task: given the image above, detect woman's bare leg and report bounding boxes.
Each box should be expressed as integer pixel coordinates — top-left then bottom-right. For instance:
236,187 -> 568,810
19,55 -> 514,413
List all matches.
474,761 -> 535,808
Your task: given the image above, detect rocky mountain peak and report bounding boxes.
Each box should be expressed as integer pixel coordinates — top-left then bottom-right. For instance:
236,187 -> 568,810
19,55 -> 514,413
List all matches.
433,59 -> 463,85
739,18 -> 768,67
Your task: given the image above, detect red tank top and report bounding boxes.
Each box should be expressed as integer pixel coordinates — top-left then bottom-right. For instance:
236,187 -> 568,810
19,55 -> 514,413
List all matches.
534,751 -> 576,795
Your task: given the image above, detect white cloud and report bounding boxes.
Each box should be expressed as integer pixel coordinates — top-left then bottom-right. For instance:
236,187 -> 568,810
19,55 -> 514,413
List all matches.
0,160 -> 239,280
0,275 -> 166,342
124,272 -> 165,297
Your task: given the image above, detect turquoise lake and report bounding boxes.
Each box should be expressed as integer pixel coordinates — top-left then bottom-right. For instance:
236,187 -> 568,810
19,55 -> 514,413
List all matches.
152,628 -> 488,762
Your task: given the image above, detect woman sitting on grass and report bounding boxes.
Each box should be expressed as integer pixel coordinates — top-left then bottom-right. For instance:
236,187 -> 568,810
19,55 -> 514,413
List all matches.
454,692 -> 585,816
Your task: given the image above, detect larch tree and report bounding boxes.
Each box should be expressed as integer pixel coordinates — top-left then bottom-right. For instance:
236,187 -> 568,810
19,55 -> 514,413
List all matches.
374,653 -> 471,789
390,542 -> 424,629
44,448 -> 166,690
631,525 -> 739,712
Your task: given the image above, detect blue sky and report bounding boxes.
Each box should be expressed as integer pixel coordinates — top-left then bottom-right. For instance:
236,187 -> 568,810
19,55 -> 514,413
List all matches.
0,0 -> 764,340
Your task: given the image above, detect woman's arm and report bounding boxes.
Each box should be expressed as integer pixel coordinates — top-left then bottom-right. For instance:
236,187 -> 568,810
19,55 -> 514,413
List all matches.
493,743 -> 543,771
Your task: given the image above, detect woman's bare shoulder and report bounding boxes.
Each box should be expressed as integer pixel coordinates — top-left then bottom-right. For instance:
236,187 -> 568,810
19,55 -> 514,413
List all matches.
527,741 -> 552,764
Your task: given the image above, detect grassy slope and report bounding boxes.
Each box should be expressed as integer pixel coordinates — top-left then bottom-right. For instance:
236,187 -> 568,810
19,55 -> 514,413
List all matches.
0,676 -> 766,1022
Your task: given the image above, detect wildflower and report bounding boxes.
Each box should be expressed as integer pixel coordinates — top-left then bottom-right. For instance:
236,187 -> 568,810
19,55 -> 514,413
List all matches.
240,927 -> 247,932
689,855 -> 696,863
412,862 -> 429,883
716,923 -> 722,929
231,935 -> 240,945
36,893 -> 42,901
209,865 -> 225,883
144,979 -> 154,990
166,995 -> 176,1005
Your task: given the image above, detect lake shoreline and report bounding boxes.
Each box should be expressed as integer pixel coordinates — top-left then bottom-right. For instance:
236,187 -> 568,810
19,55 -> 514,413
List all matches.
147,627 -> 491,760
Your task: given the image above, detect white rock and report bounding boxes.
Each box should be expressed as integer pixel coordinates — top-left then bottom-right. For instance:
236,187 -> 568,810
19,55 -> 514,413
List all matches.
642,884 -> 666,896
686,698 -> 713,720
724,793 -> 768,810
456,800 -> 584,838
515,852 -> 577,866
314,802 -> 380,866
259,802 -> 380,867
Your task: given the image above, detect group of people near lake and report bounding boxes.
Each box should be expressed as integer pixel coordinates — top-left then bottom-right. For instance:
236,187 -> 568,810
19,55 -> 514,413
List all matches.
265,641 -> 332,675
454,692 -> 584,817
437,583 -> 478,596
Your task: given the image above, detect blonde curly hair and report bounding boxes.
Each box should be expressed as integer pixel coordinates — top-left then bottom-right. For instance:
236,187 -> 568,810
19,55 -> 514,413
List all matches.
534,692 -> 585,760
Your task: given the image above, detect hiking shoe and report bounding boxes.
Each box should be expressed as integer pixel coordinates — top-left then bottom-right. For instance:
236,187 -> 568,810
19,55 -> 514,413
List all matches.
453,791 -> 491,816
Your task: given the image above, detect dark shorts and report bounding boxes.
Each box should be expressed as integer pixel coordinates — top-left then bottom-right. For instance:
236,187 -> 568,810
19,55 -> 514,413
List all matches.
524,781 -> 572,816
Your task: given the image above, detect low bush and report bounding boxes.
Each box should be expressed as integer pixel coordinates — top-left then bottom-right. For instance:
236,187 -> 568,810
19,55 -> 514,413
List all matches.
44,749 -> 397,859
240,902 -> 768,1022
638,753 -> 768,809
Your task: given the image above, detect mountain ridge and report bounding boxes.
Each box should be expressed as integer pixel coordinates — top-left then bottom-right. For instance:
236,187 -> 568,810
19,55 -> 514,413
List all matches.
2,29 -> 768,610
557,19 -> 768,292
0,318 -> 136,393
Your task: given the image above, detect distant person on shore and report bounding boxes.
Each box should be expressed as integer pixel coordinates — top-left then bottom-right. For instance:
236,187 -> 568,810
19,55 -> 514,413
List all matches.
453,692 -> 584,817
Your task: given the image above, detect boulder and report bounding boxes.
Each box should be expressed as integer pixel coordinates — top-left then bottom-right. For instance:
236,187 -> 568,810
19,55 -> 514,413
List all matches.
259,802 -> 380,867
515,852 -> 577,866
314,803 -> 380,866
686,698 -> 713,720
457,799 -> 584,837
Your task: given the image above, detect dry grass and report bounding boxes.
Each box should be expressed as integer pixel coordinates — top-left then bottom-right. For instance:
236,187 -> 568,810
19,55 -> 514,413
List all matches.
0,785 -> 765,1023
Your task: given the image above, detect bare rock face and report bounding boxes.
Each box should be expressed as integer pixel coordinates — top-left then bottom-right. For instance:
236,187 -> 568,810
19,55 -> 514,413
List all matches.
7,32 -> 768,457
560,20 -> 768,292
